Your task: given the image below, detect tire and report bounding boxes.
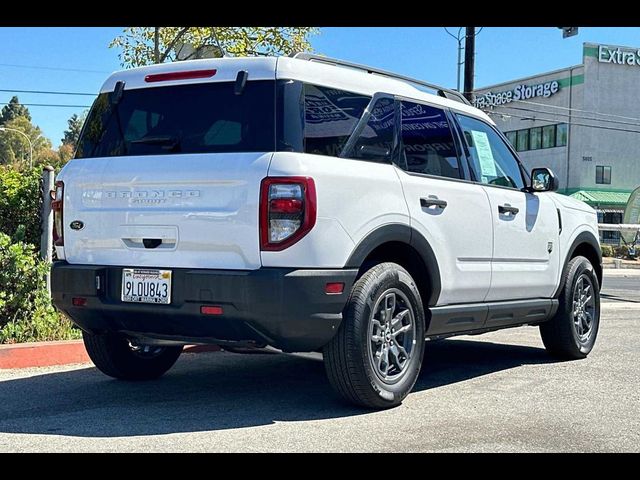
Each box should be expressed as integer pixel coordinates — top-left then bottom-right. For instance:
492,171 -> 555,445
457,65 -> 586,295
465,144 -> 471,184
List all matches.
83,331 -> 183,380
540,255 -> 601,360
323,262 -> 425,409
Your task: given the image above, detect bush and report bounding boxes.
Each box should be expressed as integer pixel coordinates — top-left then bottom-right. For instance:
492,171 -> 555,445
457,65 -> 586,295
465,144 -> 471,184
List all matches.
0,233 -> 79,343
614,245 -> 630,258
0,165 -> 42,247
601,245 -> 614,257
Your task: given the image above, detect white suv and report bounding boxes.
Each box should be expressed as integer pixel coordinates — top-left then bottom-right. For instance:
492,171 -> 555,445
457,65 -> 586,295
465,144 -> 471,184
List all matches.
51,54 -> 602,408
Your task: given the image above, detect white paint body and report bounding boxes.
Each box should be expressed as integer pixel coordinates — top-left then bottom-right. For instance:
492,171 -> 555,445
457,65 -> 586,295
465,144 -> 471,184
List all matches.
56,56 -> 599,306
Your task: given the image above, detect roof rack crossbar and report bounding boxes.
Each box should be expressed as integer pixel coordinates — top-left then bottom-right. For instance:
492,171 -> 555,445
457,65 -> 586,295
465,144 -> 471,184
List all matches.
291,52 -> 471,106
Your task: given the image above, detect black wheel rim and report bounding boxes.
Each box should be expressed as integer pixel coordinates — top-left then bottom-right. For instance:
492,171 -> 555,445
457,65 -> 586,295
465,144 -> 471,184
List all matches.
572,273 -> 597,343
368,288 -> 416,384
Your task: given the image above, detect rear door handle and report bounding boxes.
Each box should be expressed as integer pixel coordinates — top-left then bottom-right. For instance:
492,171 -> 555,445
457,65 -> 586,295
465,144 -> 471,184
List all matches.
498,204 -> 519,215
420,198 -> 448,209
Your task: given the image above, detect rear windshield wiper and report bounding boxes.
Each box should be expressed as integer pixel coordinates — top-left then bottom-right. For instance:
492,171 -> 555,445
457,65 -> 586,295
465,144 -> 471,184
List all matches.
130,136 -> 181,151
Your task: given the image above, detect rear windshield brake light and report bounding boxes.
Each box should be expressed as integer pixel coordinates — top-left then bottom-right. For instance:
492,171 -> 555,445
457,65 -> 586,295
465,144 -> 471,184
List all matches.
144,69 -> 217,83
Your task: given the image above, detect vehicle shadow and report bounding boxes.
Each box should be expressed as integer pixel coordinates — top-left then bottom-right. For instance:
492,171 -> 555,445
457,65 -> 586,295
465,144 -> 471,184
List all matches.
0,338 -> 555,438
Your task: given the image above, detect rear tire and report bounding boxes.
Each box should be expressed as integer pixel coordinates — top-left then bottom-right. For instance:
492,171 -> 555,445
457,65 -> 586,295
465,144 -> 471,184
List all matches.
83,331 -> 183,380
540,255 -> 600,359
324,262 -> 425,409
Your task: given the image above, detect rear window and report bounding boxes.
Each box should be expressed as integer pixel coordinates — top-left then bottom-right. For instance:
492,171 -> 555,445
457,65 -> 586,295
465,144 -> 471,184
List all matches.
76,80 -> 275,158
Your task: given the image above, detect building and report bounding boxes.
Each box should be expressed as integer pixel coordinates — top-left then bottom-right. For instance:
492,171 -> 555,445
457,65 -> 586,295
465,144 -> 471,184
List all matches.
473,42 -> 640,243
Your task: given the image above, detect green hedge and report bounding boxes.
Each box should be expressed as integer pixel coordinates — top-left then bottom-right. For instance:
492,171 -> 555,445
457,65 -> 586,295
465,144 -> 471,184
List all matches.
0,233 -> 79,343
601,245 -> 614,257
0,165 -> 43,247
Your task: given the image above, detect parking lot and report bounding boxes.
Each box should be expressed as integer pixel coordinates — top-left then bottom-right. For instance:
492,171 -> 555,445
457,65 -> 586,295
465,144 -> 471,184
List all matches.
0,270 -> 638,452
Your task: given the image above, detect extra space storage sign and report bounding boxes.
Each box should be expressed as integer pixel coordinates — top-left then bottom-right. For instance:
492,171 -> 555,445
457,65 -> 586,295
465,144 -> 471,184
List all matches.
473,80 -> 560,109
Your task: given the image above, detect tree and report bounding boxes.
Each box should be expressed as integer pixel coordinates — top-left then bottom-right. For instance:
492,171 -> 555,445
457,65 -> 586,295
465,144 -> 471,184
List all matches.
58,143 -> 75,164
0,96 -> 31,126
0,116 -> 51,167
110,27 -> 318,67
61,112 -> 86,148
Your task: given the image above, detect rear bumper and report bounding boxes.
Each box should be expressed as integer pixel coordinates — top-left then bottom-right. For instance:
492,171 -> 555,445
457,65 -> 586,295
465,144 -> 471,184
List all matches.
51,261 -> 357,352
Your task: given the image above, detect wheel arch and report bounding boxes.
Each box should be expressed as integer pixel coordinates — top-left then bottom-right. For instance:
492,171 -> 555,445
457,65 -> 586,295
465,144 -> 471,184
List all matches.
345,224 -> 442,307
554,230 -> 603,298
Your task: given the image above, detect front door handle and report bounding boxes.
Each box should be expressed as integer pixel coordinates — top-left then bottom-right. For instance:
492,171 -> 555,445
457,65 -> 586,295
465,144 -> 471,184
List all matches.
420,198 -> 448,209
498,204 -> 519,215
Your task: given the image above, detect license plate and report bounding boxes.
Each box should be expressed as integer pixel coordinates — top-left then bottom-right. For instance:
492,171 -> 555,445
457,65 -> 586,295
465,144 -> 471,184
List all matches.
121,268 -> 172,304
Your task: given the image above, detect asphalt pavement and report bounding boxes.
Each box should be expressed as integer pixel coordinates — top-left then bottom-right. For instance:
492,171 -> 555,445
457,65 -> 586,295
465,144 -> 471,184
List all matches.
0,270 -> 638,452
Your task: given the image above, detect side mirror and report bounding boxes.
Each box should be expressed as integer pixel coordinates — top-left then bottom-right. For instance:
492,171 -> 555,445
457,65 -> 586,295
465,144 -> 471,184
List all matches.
530,167 -> 559,192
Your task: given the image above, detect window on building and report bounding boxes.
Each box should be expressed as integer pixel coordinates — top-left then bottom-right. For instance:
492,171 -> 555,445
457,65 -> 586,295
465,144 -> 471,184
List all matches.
456,113 -> 525,190
529,127 -> 542,150
504,123 -> 566,152
596,165 -> 612,184
542,125 -> 556,148
516,129 -> 529,152
397,101 -> 461,179
556,123 -> 568,146
303,84 -> 371,158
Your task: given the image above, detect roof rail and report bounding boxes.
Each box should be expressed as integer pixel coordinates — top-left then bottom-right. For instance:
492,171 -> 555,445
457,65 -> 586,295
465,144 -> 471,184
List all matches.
291,52 -> 471,106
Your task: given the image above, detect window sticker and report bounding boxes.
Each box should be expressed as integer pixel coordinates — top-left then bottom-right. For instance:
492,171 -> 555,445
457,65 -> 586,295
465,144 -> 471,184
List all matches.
470,130 -> 497,179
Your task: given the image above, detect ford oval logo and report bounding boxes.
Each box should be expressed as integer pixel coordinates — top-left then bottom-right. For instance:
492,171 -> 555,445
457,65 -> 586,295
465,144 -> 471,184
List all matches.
70,220 -> 84,231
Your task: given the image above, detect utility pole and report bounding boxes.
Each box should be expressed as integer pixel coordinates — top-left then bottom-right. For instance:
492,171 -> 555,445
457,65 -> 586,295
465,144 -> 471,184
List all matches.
463,27 -> 475,102
443,28 -> 465,92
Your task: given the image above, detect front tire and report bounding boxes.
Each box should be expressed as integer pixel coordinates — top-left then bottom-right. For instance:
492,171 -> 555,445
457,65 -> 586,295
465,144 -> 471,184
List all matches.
324,262 -> 425,409
540,255 -> 600,359
83,331 -> 183,380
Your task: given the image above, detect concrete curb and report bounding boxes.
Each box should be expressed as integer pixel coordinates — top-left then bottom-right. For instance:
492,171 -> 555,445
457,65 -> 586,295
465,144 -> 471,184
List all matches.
0,340 -> 220,370
603,268 -> 640,276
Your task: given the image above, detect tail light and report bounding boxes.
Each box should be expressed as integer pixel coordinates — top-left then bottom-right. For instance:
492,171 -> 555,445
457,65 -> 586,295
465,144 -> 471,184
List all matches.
51,181 -> 64,247
260,177 -> 316,251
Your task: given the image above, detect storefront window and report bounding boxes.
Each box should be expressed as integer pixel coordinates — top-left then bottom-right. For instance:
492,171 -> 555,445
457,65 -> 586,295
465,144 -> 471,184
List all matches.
542,125 -> 556,148
530,127 -> 542,150
516,129 -> 529,152
556,123 -> 568,146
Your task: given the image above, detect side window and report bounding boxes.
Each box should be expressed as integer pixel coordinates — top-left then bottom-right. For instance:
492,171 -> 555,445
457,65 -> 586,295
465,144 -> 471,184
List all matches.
303,84 -> 370,157
398,101 -> 461,179
456,114 -> 525,190
344,96 -> 396,162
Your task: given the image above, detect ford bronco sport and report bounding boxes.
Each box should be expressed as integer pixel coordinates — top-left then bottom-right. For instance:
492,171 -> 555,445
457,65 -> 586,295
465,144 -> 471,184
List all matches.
51,54 -> 602,408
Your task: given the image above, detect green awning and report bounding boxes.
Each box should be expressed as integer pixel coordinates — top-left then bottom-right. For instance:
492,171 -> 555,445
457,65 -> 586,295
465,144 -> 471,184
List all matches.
569,190 -> 631,207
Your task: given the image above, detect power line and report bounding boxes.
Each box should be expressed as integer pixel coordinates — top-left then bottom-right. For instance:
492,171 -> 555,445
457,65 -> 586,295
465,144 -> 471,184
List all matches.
0,62 -> 110,74
7,103 -> 91,108
484,110 -> 640,135
493,96 -> 640,124
0,88 -> 95,96
494,104 -> 640,129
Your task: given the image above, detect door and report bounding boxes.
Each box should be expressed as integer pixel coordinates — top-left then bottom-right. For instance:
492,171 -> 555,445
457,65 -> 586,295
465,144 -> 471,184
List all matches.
454,113 -> 560,301
396,100 -> 493,306
62,78 -> 277,270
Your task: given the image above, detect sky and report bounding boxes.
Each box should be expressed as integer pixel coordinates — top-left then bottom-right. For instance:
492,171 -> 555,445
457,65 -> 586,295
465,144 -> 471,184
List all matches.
2,26 -> 640,147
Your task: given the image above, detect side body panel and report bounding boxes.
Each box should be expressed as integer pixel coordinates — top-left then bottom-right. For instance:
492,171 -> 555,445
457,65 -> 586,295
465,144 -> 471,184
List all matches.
262,152 -> 409,268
